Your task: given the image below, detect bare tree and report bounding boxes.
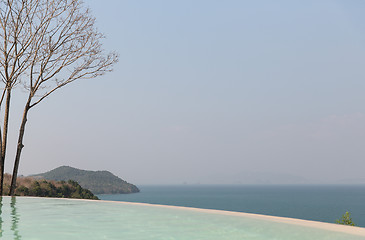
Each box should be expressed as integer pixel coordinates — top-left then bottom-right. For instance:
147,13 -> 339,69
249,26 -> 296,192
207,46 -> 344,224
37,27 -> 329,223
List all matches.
0,0 -> 39,195
0,0 -> 118,196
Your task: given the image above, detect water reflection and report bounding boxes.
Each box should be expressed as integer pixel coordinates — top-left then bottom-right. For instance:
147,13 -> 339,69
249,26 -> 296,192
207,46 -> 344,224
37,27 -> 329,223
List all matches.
10,197 -> 21,240
0,197 -> 2,238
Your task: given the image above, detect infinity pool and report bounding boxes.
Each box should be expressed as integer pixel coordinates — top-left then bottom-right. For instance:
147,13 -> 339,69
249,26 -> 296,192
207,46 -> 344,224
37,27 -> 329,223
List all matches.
0,197 -> 364,239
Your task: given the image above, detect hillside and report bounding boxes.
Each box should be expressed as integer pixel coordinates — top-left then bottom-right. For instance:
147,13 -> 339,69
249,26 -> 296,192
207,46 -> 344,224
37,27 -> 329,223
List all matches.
32,166 -> 140,194
2,174 -> 98,199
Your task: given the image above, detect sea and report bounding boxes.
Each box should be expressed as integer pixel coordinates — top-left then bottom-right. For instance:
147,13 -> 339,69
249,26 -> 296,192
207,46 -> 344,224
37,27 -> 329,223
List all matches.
98,185 -> 365,227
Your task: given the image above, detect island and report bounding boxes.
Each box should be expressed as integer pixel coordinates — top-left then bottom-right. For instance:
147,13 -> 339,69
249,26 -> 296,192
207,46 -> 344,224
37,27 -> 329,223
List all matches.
32,166 -> 140,194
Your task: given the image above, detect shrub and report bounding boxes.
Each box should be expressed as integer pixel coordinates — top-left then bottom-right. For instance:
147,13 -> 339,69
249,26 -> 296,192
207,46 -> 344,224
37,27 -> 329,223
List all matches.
15,185 -> 29,196
336,211 -> 356,226
2,174 -> 98,200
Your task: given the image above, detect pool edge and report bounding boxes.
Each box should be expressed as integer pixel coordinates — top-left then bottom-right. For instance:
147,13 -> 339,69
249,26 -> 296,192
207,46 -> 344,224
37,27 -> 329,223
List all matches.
9,196 -> 365,237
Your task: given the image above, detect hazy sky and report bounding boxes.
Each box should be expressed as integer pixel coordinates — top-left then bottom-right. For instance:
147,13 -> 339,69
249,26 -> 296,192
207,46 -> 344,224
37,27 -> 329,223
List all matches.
5,0 -> 365,185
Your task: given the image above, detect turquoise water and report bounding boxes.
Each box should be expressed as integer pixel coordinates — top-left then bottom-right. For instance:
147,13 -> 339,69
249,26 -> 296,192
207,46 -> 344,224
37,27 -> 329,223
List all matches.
99,185 -> 365,227
0,197 -> 364,239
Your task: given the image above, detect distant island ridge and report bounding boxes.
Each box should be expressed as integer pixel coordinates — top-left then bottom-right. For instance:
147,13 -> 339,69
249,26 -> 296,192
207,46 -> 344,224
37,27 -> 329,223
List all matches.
31,166 -> 140,194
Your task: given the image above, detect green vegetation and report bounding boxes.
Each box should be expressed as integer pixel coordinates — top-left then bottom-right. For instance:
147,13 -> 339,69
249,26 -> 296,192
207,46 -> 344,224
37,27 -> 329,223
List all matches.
32,166 -> 140,194
2,174 -> 98,199
336,211 -> 356,226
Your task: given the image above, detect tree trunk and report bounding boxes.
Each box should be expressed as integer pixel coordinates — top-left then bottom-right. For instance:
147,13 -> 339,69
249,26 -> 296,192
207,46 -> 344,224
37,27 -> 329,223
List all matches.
9,103 -> 30,196
0,133 -> 3,196
0,89 -> 11,195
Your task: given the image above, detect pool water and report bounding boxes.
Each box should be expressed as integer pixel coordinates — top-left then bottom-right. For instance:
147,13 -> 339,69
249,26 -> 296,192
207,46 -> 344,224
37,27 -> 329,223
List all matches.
0,197 -> 364,239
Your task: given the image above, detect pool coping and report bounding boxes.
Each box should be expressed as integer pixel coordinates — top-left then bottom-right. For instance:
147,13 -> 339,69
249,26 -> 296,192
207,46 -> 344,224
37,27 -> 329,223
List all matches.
10,196 -> 365,237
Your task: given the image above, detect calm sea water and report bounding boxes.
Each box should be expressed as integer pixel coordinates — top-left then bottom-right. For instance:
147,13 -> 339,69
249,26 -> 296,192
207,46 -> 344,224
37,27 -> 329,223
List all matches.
98,185 -> 365,227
